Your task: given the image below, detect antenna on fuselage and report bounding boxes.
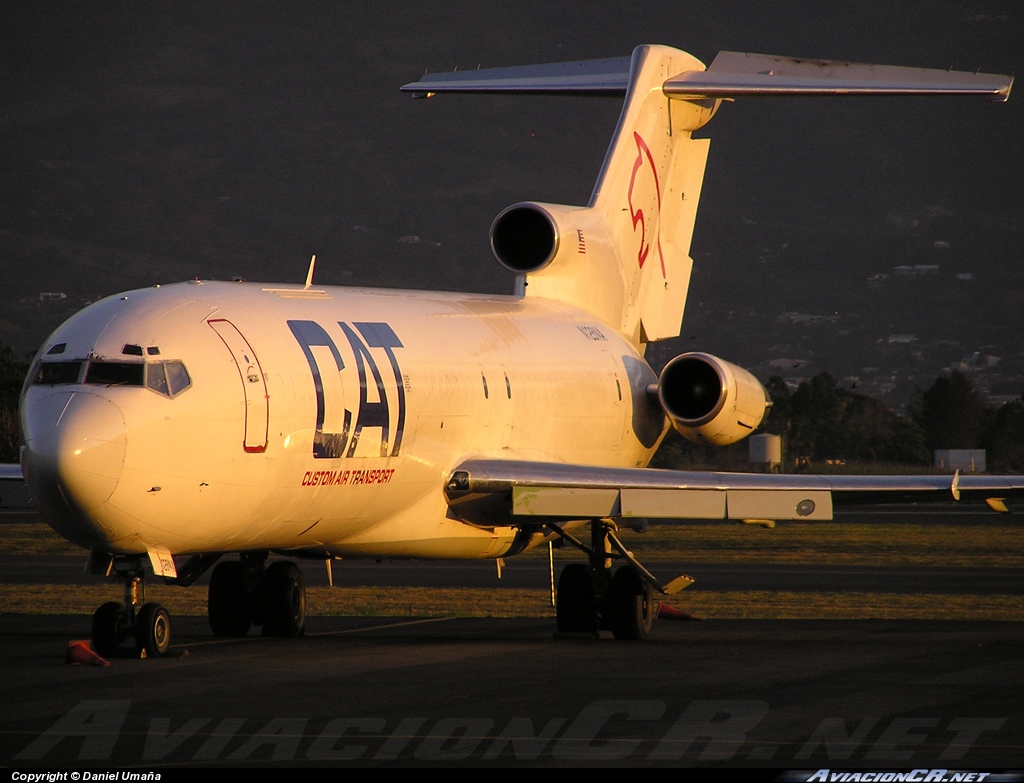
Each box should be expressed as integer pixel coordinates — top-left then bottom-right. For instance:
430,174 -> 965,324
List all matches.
304,255 -> 317,290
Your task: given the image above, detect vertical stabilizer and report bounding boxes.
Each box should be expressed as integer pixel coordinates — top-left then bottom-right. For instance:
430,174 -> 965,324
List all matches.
587,46 -> 716,343
487,45 -> 719,346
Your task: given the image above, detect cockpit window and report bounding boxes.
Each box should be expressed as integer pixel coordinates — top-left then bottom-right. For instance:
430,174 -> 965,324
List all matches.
84,361 -> 145,387
34,361 -> 83,385
147,364 -> 169,395
164,362 -> 191,395
146,361 -> 192,398
31,358 -> 191,397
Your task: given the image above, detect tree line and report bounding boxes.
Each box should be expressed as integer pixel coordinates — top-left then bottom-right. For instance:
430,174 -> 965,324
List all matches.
656,370 -> 1024,473
770,371 -> 1024,471
0,343 -> 26,464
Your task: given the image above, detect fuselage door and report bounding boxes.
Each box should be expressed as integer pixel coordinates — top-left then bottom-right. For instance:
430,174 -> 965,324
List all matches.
207,319 -> 269,453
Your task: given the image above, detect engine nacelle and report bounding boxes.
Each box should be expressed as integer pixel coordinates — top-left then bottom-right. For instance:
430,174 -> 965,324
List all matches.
657,352 -> 770,446
490,201 -> 616,274
490,202 -> 625,328
491,202 -> 559,274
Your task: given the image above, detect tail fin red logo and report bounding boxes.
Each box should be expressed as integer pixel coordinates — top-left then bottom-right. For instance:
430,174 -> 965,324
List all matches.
627,131 -> 666,278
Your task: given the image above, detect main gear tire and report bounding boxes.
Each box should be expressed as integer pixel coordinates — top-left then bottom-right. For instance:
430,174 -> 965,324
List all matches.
259,561 -> 306,638
607,565 -> 655,641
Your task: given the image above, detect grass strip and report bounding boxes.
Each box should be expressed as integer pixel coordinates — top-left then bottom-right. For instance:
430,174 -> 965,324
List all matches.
4,520 -> 1023,567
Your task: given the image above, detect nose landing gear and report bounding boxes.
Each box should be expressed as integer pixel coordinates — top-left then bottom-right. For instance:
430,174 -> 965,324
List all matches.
87,555 -> 171,657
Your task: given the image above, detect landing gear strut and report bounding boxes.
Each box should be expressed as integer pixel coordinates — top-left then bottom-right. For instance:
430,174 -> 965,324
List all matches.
88,555 -> 172,657
207,555 -> 306,638
552,519 -> 691,640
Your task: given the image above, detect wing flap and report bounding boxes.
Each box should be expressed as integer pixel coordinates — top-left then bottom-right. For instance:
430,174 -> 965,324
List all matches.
512,486 -> 620,517
727,489 -> 832,521
621,488 -> 725,519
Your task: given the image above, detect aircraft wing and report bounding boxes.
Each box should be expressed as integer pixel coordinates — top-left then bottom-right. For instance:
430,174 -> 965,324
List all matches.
445,458 -> 1024,527
0,464 -> 23,481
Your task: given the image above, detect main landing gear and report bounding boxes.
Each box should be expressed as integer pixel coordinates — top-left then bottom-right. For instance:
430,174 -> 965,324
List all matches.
88,556 -> 171,658
551,519 -> 693,640
207,554 -> 306,639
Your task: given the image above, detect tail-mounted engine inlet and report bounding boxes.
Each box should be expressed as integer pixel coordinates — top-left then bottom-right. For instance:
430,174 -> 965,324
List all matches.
490,203 -> 558,274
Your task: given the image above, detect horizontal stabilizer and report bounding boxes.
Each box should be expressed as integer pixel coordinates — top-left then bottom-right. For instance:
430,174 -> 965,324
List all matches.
667,51 -> 1012,101
401,56 -> 631,97
403,49 -> 1012,102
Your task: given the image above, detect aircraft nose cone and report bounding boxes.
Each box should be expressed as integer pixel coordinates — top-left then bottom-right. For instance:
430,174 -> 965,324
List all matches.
22,391 -> 127,543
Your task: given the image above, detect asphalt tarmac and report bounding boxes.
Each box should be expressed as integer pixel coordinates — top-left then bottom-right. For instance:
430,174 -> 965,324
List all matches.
1,616 -> 1021,769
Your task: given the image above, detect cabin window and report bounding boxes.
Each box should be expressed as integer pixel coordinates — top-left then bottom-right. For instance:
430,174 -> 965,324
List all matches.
34,361 -> 83,385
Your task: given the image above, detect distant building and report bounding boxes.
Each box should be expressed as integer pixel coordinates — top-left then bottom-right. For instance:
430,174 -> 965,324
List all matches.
749,433 -> 782,472
934,449 -> 986,472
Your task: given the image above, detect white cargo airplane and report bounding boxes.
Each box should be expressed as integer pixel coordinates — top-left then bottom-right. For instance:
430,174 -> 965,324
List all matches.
12,45 -> 1021,656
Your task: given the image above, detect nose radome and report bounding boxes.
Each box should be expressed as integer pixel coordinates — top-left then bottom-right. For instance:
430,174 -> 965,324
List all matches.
24,391 -> 127,520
